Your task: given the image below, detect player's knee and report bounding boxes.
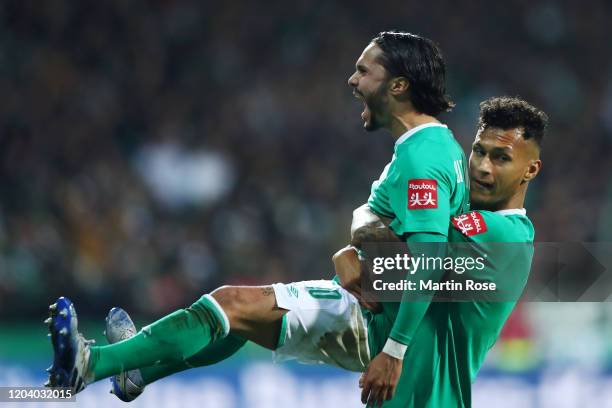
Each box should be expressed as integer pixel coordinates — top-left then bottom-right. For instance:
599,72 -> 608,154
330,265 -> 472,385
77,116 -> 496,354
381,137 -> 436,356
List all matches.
210,286 -> 249,325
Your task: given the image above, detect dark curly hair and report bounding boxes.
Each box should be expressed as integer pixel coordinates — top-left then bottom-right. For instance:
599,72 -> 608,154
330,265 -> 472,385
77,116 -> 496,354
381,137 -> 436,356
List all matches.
371,31 -> 454,117
478,97 -> 548,147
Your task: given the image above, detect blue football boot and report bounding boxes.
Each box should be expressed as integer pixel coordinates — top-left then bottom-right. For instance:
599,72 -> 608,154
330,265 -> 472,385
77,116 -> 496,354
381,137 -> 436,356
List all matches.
45,297 -> 95,393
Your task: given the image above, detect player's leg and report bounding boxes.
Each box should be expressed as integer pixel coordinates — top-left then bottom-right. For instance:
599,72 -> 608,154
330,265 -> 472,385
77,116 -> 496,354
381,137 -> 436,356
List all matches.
110,285 -> 281,388
47,285 -> 287,391
143,334 -> 248,382
90,285 -> 285,378
86,295 -> 228,381
106,279 -> 370,402
105,307 -> 248,402
116,279 -> 372,386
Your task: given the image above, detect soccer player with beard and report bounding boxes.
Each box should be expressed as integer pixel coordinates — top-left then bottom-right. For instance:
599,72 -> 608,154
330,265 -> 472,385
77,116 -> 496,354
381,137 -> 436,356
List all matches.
44,31 -> 469,401
346,31 -> 469,403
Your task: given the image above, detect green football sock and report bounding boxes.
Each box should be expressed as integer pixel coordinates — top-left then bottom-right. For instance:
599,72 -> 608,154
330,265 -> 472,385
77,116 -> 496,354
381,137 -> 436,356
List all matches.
139,334 -> 248,385
87,294 -> 229,382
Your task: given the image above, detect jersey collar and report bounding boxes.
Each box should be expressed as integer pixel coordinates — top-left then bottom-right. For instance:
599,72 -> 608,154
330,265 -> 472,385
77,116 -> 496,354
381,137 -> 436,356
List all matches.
395,123 -> 448,146
495,208 -> 527,216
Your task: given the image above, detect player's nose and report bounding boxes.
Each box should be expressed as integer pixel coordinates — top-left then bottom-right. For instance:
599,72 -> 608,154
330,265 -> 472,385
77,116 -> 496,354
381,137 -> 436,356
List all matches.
476,156 -> 493,175
348,72 -> 358,87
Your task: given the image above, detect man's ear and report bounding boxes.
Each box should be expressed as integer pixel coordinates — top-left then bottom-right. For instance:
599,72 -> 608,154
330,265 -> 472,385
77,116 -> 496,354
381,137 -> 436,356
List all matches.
389,77 -> 409,96
523,159 -> 542,182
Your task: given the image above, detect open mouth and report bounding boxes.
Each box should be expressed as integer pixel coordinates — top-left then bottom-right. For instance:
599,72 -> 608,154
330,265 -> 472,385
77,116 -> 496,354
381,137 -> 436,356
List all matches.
353,91 -> 371,124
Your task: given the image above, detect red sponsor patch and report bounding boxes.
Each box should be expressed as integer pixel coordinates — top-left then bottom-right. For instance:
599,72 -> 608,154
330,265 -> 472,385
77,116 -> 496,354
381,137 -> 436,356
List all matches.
451,211 -> 488,236
407,179 -> 438,210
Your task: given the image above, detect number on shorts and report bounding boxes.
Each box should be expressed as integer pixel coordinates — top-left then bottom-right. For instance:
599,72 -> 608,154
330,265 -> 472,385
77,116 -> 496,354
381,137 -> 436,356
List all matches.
307,287 -> 341,300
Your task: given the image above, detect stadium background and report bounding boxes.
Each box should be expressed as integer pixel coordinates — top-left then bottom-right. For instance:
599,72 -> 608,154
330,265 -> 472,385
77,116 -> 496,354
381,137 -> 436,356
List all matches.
1,1 -> 612,406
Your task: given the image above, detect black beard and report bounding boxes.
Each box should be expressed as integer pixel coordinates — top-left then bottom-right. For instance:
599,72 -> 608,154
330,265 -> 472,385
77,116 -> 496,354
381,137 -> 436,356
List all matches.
365,112 -> 381,131
364,93 -> 387,131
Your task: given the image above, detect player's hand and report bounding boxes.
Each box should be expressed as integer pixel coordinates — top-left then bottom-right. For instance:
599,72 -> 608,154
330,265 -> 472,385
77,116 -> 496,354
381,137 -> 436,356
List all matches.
332,246 -> 381,312
359,352 -> 402,407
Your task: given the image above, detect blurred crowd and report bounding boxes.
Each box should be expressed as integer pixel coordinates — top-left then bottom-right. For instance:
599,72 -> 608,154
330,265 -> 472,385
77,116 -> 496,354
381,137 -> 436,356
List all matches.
1,0 -> 611,336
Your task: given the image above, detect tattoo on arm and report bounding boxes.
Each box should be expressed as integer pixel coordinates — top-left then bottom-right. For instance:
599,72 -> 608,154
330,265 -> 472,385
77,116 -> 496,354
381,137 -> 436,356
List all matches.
351,204 -> 399,247
352,224 -> 401,247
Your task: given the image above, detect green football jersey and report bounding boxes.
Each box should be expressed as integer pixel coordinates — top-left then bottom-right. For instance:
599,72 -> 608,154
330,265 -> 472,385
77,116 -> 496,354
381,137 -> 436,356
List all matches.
367,209 -> 535,408
368,123 -> 470,237
366,123 -> 469,344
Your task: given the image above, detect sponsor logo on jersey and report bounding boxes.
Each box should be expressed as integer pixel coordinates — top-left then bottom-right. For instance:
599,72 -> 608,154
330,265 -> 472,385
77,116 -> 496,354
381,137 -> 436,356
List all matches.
451,211 -> 488,236
408,179 -> 438,209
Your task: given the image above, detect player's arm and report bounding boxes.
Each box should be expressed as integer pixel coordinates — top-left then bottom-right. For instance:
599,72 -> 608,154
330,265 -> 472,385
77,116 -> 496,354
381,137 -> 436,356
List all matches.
350,203 -> 400,248
335,203 -> 394,292
385,231 -> 447,348
334,204 -> 399,312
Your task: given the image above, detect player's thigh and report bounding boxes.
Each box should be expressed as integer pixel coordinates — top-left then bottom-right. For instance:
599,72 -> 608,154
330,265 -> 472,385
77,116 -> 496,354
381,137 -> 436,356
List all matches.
211,285 -> 282,322
210,285 -> 286,349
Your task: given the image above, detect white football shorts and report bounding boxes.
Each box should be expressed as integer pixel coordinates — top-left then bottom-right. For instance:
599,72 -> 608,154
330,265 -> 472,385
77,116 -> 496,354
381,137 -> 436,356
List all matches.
272,279 -> 370,372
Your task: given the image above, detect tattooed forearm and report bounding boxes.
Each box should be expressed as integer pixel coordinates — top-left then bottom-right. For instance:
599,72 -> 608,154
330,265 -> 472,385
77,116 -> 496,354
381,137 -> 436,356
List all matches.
351,220 -> 400,247
350,204 -> 399,247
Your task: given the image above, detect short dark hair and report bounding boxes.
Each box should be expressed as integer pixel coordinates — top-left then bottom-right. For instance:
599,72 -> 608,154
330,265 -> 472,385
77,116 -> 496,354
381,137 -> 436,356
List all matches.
478,97 -> 548,147
371,31 -> 454,116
